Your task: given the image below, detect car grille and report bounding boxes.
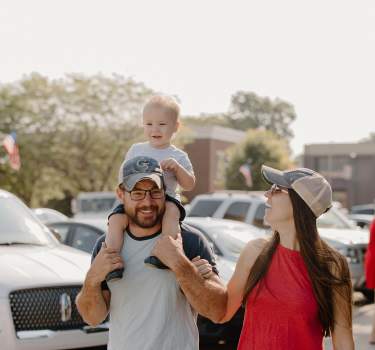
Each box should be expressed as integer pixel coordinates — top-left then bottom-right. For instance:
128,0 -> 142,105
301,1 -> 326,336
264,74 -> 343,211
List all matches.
9,285 -> 85,332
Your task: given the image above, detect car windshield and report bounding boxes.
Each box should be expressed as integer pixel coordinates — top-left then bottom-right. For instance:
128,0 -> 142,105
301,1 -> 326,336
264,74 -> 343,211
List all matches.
317,207 -> 355,229
204,224 -> 264,257
0,193 -> 55,246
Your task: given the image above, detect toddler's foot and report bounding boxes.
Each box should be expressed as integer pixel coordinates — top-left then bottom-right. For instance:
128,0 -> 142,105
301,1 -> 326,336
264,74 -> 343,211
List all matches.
106,268 -> 124,282
144,256 -> 169,269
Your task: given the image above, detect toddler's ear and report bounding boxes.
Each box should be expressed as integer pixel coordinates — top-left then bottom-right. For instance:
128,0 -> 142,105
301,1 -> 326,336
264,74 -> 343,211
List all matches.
174,120 -> 180,132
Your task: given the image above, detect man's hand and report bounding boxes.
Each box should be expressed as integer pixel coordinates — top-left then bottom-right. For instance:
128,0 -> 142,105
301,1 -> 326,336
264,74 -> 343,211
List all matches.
88,243 -> 124,286
160,158 -> 180,174
151,234 -> 186,271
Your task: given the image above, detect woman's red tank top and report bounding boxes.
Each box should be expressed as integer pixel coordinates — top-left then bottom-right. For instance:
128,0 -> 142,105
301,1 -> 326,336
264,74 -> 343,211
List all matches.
237,244 -> 323,350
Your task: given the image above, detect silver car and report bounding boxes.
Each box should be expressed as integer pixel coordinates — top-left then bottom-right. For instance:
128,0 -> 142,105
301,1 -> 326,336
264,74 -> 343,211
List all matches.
0,189 -> 108,350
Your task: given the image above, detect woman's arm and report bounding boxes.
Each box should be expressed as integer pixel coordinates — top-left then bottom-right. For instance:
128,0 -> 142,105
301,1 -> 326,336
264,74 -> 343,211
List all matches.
331,291 -> 354,349
218,238 -> 268,323
331,257 -> 355,350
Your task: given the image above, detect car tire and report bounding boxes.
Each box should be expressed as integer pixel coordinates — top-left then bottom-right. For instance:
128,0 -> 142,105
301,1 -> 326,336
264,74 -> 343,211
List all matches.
361,287 -> 374,302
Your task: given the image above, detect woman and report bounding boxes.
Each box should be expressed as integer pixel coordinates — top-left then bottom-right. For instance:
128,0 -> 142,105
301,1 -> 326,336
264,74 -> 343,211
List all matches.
365,217 -> 375,344
198,165 -> 354,349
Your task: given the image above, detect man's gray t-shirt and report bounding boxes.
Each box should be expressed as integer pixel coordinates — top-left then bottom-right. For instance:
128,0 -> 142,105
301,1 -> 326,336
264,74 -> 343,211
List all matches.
92,224 -> 218,350
122,142 -> 194,199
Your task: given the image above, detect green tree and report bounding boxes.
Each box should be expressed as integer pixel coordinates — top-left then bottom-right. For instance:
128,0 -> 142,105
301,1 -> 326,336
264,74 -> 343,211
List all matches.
227,91 -> 297,140
225,129 -> 293,190
183,113 -> 229,128
360,132 -> 375,143
0,73 -> 153,208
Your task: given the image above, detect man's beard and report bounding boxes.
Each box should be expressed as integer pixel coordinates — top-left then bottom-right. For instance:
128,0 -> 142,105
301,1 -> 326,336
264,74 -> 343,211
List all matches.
126,204 -> 165,228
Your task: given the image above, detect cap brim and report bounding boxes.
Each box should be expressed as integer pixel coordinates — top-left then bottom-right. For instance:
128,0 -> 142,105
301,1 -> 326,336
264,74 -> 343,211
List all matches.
123,173 -> 163,191
261,165 -> 291,188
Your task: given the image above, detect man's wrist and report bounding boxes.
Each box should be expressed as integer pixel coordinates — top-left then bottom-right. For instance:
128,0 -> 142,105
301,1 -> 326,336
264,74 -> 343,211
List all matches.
172,255 -> 196,281
85,270 -> 104,289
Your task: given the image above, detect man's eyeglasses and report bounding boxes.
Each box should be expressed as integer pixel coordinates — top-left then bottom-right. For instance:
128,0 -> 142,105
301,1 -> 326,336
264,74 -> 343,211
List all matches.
126,188 -> 164,201
269,184 -> 288,195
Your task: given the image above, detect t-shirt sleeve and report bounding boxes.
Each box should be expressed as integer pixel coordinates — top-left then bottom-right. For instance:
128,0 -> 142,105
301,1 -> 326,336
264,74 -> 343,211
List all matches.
124,143 -> 138,162
181,225 -> 218,275
177,151 -> 194,175
91,235 -> 109,291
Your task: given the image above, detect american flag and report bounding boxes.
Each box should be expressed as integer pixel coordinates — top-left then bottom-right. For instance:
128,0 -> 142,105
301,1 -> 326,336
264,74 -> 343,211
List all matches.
2,132 -> 21,170
239,163 -> 253,188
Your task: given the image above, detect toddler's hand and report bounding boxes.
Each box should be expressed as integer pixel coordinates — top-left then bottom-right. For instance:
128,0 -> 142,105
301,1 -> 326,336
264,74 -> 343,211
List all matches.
192,256 -> 213,279
160,158 -> 180,173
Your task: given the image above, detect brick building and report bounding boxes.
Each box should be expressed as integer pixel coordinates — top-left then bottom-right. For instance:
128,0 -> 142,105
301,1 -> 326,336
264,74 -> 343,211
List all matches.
183,125 -> 246,201
303,142 -> 375,209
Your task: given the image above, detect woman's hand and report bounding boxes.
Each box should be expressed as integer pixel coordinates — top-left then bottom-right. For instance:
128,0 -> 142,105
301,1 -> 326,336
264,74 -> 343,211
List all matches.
192,256 -> 213,279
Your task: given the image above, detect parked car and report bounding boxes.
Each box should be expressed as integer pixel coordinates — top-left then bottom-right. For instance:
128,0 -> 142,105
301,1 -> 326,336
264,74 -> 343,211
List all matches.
348,214 -> 374,229
0,189 -> 108,350
71,191 -> 118,220
349,204 -> 375,229
49,216 -> 266,346
351,203 -> 375,216
187,191 -> 371,300
32,208 -> 69,224
48,220 -> 107,254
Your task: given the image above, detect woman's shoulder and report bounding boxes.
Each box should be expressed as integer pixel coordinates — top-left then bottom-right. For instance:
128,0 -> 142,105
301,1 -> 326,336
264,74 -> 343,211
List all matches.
244,237 -> 270,254
238,237 -> 271,267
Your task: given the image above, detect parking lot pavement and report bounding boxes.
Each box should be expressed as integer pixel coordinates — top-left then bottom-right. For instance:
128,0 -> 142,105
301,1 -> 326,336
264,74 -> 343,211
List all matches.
322,292 -> 374,350
324,302 -> 375,350
79,294 -> 375,350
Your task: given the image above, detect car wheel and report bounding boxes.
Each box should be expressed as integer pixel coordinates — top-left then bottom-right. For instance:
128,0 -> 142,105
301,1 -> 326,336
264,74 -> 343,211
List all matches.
361,288 -> 374,302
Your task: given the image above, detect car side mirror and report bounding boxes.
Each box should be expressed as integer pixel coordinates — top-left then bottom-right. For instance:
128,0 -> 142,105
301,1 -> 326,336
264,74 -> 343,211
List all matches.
50,228 -> 62,242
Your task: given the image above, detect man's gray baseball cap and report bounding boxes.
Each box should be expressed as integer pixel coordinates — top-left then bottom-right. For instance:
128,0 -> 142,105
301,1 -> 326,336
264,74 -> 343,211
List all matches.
118,156 -> 163,191
261,165 -> 332,217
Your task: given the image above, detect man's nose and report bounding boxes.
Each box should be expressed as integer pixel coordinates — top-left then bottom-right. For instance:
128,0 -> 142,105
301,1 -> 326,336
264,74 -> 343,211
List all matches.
142,191 -> 153,203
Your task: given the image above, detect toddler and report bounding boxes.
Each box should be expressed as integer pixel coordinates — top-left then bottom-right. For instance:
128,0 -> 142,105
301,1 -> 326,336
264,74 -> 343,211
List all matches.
106,95 -> 195,281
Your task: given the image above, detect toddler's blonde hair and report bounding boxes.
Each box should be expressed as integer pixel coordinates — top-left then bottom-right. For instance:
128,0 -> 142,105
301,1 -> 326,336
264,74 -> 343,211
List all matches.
143,95 -> 180,122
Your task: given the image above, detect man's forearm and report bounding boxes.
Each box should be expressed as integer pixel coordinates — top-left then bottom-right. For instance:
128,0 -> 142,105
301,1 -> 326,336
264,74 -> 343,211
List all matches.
76,275 -> 109,327
173,256 -> 227,322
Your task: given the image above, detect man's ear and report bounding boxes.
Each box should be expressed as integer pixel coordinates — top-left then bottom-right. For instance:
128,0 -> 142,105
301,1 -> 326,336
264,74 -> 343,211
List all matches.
116,186 -> 125,201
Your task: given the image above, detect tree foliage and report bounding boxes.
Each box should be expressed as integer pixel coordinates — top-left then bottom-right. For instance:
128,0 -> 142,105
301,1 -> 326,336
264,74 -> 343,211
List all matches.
227,91 -> 297,140
183,91 -> 297,142
0,73 -> 154,208
225,129 -> 293,190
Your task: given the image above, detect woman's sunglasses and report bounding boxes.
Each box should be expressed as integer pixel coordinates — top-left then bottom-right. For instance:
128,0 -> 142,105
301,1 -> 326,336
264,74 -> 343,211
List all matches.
269,184 -> 288,195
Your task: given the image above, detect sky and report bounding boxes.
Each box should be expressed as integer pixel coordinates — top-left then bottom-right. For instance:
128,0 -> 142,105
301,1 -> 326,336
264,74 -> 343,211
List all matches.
1,0 -> 375,156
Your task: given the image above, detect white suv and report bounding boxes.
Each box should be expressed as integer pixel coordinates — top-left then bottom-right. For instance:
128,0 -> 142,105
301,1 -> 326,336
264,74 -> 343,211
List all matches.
187,191 -> 371,299
0,189 -> 108,350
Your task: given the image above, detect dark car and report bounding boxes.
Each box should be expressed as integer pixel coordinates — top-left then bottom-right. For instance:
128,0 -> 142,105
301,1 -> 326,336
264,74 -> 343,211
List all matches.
48,219 -> 105,254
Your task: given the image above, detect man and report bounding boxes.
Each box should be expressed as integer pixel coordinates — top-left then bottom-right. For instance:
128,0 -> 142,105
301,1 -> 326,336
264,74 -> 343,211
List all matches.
76,156 -> 227,350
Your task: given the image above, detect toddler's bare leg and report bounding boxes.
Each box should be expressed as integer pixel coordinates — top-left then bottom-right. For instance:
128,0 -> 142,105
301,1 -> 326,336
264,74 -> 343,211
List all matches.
105,214 -> 128,281
144,201 -> 181,269
105,214 -> 128,249
161,201 -> 181,239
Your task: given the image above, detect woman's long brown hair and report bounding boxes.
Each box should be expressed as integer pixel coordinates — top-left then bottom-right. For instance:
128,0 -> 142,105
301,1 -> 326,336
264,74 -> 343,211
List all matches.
242,189 -> 352,336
